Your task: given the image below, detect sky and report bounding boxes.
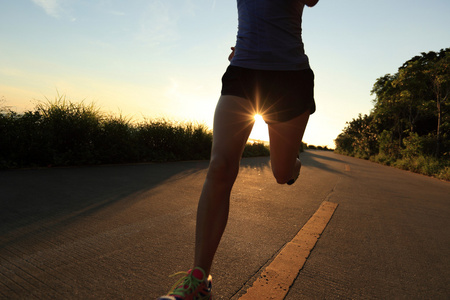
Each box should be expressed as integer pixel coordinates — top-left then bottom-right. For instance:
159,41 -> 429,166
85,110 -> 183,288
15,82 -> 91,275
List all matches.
1,0 -> 449,148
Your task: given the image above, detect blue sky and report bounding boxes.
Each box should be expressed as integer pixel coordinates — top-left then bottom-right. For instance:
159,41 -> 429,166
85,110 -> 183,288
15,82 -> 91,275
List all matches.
1,0 -> 449,148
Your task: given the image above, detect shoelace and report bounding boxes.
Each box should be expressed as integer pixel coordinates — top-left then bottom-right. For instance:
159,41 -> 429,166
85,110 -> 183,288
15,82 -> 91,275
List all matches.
168,271 -> 203,297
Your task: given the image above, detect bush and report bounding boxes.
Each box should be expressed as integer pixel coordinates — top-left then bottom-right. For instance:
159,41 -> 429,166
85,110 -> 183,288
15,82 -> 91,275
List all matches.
437,166 -> 450,181
136,119 -> 213,162
354,151 -> 370,160
36,98 -> 103,165
0,97 -> 274,169
243,142 -> 270,157
393,155 -> 446,177
371,153 -> 396,166
97,115 -> 138,163
0,97 -> 216,168
401,132 -> 424,158
417,156 -> 442,176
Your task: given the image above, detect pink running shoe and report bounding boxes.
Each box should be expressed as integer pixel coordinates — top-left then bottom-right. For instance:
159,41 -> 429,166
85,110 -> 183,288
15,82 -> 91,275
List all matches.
157,267 -> 212,300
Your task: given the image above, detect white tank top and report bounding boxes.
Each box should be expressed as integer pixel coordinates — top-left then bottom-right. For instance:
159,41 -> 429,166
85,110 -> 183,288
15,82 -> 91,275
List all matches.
230,0 -> 310,71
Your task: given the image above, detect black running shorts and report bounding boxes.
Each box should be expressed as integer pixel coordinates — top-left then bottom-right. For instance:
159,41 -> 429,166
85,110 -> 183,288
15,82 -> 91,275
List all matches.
221,65 -> 315,123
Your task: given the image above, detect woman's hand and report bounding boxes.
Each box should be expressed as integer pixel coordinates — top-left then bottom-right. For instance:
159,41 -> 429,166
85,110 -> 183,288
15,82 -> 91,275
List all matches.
228,47 -> 235,61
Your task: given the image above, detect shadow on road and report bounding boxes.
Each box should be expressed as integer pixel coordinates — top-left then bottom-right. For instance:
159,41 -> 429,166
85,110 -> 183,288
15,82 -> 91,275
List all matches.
240,156 -> 271,171
0,152 -> 343,250
0,161 -> 209,249
301,150 -> 345,174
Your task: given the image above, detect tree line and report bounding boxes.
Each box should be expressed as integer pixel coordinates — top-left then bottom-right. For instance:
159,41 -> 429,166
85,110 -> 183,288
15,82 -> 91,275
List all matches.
335,48 -> 449,179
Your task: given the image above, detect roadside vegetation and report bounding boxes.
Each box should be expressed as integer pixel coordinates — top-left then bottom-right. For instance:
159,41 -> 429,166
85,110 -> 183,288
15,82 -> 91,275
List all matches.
335,48 -> 450,180
303,143 -> 333,151
0,96 -> 269,169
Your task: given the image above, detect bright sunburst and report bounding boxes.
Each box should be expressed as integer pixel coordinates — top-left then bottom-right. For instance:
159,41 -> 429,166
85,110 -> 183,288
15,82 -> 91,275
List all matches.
249,114 -> 269,142
254,113 -> 263,122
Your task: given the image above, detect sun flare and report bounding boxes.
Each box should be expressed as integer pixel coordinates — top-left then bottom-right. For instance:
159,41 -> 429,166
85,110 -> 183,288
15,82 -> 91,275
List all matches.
249,113 -> 269,142
254,113 -> 263,122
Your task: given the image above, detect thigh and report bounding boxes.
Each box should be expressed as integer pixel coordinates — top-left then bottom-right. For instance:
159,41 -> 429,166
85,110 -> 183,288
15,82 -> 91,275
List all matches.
210,95 -> 256,169
268,110 -> 310,177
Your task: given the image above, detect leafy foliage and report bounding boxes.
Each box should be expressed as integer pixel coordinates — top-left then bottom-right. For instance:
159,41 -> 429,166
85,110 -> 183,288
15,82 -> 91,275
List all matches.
0,96 -> 255,168
0,96 -> 272,168
335,48 -> 450,180
243,142 -> 270,157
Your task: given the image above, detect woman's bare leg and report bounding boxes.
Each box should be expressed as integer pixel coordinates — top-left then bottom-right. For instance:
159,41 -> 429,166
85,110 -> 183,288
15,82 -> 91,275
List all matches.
267,110 -> 310,184
194,95 -> 255,276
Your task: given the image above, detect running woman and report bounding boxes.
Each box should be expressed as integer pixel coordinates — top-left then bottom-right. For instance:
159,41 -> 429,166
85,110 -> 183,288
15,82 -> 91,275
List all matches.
158,0 -> 319,299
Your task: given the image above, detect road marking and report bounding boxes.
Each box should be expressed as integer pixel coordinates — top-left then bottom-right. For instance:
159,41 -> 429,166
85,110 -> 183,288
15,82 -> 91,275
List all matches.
345,164 -> 351,171
238,201 -> 338,300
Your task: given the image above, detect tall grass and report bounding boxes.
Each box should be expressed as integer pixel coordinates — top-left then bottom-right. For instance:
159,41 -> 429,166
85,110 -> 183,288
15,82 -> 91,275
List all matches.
0,96 -> 270,169
366,151 -> 450,181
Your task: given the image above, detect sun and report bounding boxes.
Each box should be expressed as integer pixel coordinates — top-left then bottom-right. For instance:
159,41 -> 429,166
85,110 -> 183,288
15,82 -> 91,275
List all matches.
254,114 -> 264,122
249,114 -> 269,142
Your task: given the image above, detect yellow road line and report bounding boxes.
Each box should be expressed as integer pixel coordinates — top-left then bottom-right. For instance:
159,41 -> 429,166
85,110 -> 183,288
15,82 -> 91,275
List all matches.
238,201 -> 338,300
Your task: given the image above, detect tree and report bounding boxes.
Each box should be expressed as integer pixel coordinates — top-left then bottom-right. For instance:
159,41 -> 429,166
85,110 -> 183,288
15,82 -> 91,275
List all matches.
426,49 -> 450,157
335,114 -> 377,158
337,48 -> 450,160
396,53 -> 432,133
371,73 -> 405,150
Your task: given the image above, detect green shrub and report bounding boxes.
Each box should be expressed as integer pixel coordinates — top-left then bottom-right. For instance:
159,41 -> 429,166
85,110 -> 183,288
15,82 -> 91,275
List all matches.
97,115 -> 138,163
371,153 -> 396,166
401,132 -> 424,158
0,97 -> 216,168
393,155 -> 446,177
437,166 -> 450,181
354,152 -> 370,160
417,156 -> 442,176
243,142 -> 270,157
136,119 -> 213,162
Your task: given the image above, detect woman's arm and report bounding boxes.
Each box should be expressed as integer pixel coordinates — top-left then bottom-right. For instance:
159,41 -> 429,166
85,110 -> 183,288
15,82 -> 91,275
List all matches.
228,47 -> 235,61
302,0 -> 319,7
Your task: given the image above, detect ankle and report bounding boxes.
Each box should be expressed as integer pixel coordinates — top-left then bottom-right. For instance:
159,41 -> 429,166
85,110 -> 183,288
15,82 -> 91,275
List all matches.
190,267 -> 208,281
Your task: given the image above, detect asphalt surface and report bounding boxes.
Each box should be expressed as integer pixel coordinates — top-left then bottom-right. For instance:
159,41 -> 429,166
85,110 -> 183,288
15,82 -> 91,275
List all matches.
1,150 -> 449,299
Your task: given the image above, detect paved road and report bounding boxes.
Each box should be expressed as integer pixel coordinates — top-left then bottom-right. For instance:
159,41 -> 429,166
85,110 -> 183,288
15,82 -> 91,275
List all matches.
0,151 -> 449,299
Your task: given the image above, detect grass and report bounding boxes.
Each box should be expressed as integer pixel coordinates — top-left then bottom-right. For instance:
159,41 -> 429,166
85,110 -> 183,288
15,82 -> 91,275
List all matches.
0,96 -> 270,169
344,150 -> 450,181
393,155 -> 449,180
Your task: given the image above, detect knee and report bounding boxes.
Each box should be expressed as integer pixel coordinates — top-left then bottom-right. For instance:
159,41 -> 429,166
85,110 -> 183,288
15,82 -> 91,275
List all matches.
207,155 -> 240,183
